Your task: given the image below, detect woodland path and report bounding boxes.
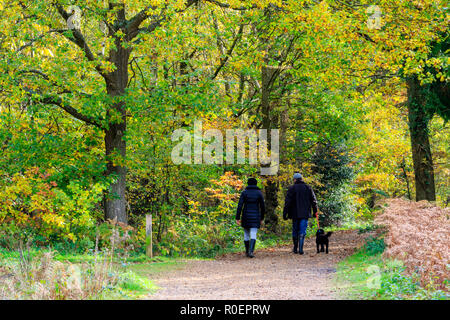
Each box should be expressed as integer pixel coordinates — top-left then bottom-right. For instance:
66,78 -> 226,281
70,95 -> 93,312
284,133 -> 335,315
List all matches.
147,230 -> 374,300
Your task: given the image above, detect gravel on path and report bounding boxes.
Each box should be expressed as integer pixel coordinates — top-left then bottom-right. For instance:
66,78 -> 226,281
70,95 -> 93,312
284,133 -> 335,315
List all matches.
148,230 -> 373,300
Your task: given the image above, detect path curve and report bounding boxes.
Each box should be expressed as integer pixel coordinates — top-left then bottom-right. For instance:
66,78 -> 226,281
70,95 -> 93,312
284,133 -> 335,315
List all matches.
148,230 -> 373,300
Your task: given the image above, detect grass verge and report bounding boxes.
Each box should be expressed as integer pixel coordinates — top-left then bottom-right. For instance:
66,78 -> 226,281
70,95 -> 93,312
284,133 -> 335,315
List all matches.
334,236 -> 449,300
0,247 -> 195,300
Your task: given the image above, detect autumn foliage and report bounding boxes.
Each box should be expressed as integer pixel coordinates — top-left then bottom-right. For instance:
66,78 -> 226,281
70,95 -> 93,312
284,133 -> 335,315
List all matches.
375,199 -> 449,290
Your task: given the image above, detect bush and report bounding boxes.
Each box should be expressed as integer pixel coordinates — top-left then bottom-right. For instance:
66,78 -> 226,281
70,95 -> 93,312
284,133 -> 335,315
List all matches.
363,236 -> 386,256
375,199 -> 450,289
336,236 -> 449,300
311,142 -> 355,227
0,248 -> 118,300
0,167 -> 107,243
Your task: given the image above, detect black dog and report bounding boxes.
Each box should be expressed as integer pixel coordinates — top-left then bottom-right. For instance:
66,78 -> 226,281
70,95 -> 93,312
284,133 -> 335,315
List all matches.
316,229 -> 332,254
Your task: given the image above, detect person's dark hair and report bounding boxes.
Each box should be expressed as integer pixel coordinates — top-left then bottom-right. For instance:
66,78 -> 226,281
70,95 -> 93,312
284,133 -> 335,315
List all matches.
247,178 -> 258,186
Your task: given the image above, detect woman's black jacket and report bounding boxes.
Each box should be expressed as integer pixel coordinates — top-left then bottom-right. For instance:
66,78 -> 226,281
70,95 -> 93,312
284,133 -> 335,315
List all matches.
236,185 -> 265,229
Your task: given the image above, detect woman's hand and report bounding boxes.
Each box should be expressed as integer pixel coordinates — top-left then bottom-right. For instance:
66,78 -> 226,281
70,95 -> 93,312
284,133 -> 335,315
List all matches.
236,220 -> 241,226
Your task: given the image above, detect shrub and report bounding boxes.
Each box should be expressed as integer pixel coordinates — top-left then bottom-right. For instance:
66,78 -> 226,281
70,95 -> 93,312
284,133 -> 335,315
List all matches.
0,167 -> 107,243
363,236 -> 386,256
0,247 -> 118,300
336,236 -> 449,300
375,199 -> 449,290
311,142 -> 355,226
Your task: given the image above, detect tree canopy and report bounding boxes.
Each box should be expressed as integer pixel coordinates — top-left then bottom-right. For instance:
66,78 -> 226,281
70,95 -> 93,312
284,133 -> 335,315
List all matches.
0,0 -> 448,251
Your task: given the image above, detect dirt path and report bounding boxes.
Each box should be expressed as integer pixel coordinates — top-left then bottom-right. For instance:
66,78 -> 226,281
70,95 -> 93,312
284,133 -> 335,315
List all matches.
148,230 -> 374,300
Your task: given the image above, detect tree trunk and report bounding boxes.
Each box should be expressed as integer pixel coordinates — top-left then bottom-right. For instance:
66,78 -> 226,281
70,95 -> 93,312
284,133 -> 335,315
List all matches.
104,118 -> 127,223
261,63 -> 280,232
104,4 -> 130,223
400,158 -> 412,200
406,76 -> 436,202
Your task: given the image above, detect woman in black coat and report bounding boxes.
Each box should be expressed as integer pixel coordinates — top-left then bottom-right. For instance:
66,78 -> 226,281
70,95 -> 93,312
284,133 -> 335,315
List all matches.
236,178 -> 265,258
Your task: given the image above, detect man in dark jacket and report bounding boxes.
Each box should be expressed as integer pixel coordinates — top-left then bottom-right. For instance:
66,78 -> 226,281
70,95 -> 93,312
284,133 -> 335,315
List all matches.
236,178 -> 265,258
283,173 -> 318,255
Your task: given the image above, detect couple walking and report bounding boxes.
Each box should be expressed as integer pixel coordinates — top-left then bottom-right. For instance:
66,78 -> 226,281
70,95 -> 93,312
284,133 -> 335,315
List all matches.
235,173 -> 318,258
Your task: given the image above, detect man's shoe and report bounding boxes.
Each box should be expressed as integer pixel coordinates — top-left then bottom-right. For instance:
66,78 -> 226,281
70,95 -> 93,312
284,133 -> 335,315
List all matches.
244,240 -> 250,257
298,235 -> 305,255
292,236 -> 299,254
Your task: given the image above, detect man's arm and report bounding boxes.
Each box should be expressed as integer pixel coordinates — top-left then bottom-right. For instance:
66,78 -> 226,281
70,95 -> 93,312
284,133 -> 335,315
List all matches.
283,186 -> 293,220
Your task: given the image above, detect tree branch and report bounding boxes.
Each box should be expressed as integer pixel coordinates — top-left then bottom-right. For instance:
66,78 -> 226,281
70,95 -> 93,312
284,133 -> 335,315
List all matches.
211,23 -> 245,80
126,0 -> 199,40
126,5 -> 159,37
19,69 -> 102,128
53,3 -> 111,81
205,0 -> 258,10
26,89 -> 102,128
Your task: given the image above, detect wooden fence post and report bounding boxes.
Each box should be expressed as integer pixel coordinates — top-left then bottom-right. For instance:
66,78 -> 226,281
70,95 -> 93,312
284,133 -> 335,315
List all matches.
146,214 -> 153,258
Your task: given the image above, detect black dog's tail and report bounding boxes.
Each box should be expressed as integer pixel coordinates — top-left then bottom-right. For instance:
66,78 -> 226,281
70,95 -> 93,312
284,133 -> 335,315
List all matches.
326,232 -> 333,237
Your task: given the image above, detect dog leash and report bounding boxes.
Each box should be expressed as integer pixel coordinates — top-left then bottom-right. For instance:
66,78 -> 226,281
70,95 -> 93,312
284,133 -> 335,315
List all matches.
316,212 -> 320,229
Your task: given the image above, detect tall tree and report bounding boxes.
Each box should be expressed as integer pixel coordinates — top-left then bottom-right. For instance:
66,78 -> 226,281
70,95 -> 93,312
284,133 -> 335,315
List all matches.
406,34 -> 449,201
328,0 -> 448,201
1,0 -> 264,224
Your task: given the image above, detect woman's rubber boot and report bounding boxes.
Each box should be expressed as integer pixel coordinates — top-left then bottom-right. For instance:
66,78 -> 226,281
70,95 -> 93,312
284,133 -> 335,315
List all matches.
292,236 -> 299,254
298,235 -> 305,255
248,239 -> 256,258
244,240 -> 250,257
